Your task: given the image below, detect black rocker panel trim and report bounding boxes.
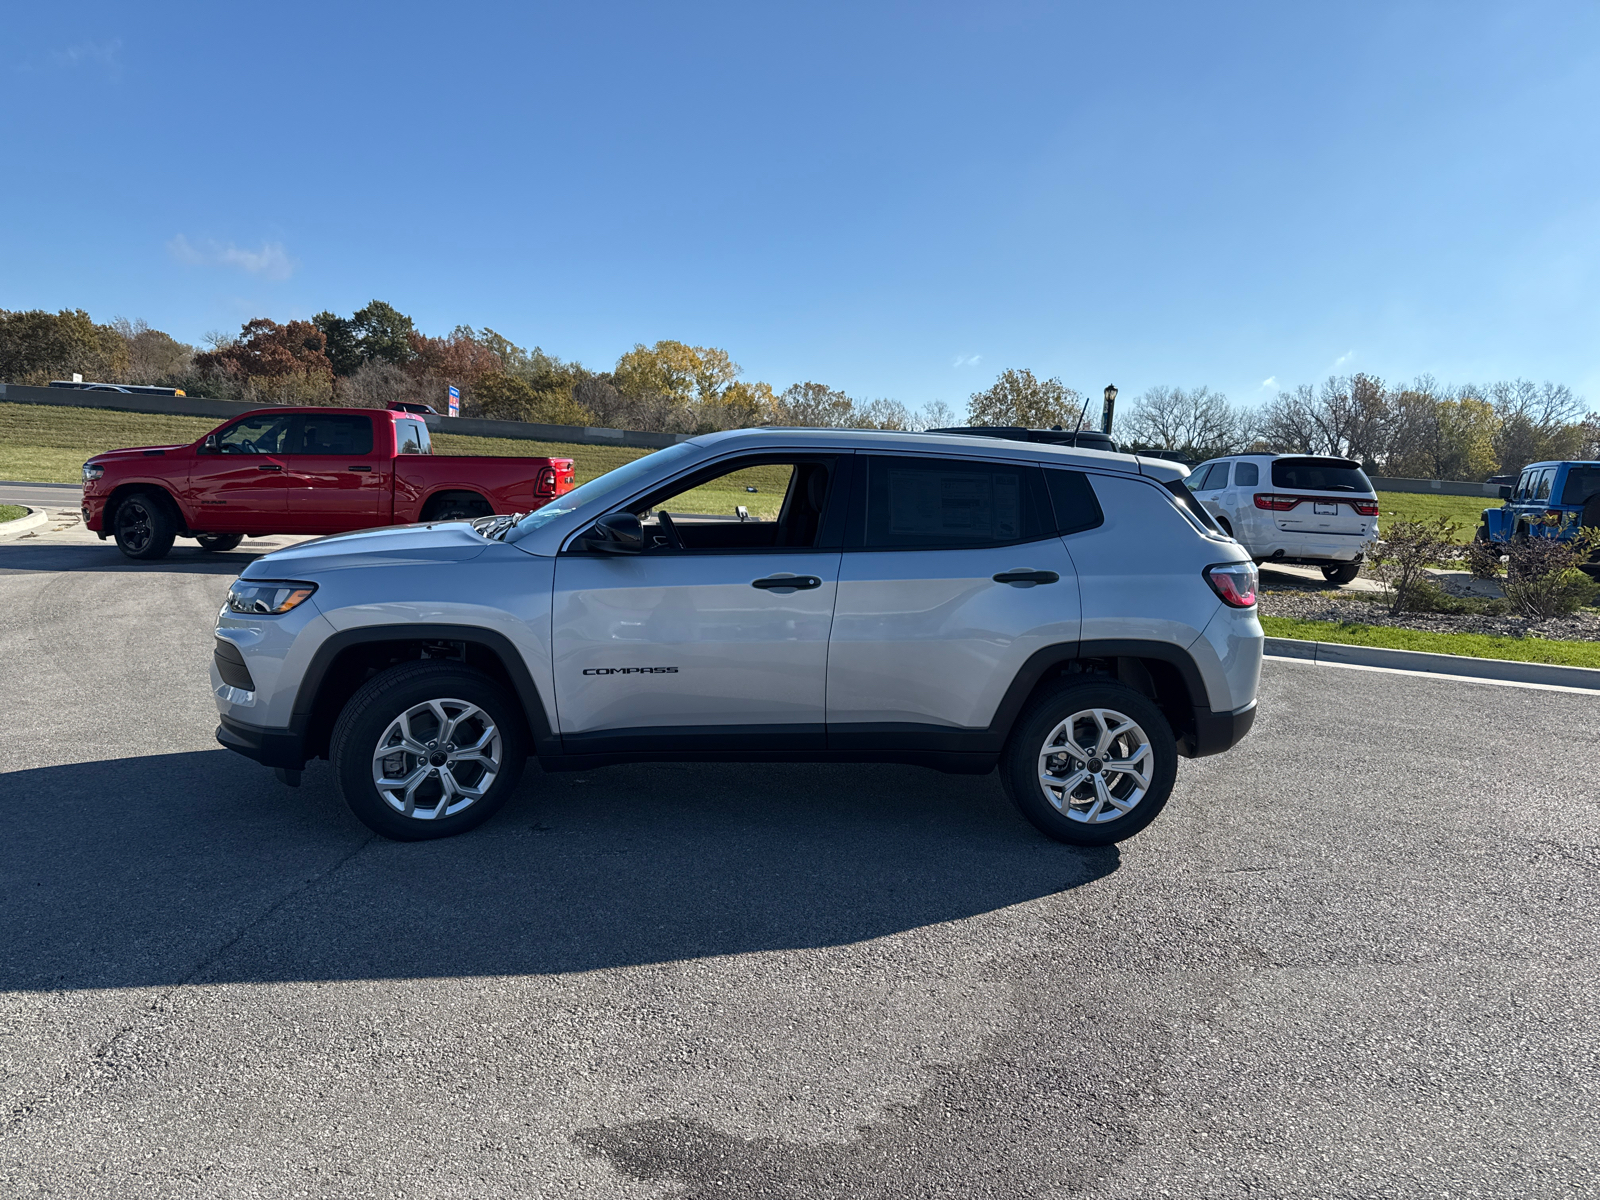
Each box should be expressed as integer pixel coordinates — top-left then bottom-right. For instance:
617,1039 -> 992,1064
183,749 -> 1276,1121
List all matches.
560,723 -> 826,755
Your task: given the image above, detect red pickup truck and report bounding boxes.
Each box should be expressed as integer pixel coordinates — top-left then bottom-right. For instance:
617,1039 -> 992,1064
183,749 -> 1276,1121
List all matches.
82,406 -> 576,560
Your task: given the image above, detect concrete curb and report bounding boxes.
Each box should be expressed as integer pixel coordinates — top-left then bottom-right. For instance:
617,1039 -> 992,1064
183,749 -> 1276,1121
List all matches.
0,506 -> 49,539
1265,636 -> 1600,692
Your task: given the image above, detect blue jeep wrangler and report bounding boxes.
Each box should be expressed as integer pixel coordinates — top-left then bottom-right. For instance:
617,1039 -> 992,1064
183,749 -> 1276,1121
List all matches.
1477,461 -> 1600,566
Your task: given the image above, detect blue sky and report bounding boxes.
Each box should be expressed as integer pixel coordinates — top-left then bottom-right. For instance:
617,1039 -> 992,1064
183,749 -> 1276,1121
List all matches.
3,1 -> 1598,413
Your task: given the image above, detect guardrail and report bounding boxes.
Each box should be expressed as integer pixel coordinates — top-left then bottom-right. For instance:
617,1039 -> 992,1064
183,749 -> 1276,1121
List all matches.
0,383 -> 692,451
1368,476 -> 1503,498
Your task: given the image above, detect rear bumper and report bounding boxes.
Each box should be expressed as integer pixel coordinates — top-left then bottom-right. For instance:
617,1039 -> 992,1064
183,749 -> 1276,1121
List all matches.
1186,700 -> 1257,758
217,714 -> 307,770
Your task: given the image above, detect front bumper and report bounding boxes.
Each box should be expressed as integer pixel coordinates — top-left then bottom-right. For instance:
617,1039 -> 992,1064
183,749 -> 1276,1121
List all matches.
217,714 -> 308,770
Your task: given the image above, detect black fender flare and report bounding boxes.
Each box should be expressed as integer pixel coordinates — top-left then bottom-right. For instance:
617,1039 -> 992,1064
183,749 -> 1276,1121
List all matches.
292,623 -> 558,757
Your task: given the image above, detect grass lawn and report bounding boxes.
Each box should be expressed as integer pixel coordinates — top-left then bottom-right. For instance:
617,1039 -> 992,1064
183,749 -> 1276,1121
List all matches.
1260,615 -> 1600,669
0,401 -> 800,516
0,503 -> 25,522
1375,491 -> 1496,542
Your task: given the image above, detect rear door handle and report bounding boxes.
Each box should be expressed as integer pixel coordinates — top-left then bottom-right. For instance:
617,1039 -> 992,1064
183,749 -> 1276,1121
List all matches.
348,465 -> 372,472
752,574 -> 823,591
256,464 -> 283,472
992,570 -> 1060,586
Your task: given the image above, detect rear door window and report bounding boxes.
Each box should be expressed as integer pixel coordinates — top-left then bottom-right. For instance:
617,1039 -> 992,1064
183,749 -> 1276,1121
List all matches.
1188,463 -> 1223,491
1234,461 -> 1259,487
862,456 -> 1050,549
1534,470 -> 1554,501
292,414 -> 374,456
1271,457 -> 1372,492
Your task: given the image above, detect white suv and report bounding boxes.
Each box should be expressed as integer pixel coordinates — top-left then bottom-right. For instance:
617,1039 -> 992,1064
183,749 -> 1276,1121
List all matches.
1186,454 -> 1380,584
211,429 -> 1263,847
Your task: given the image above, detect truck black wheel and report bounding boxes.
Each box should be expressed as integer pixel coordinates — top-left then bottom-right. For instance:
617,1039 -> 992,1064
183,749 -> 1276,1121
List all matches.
330,661 -> 527,841
1321,562 -> 1361,584
196,533 -> 244,553
113,493 -> 177,560
1000,680 -> 1178,847
424,492 -> 493,522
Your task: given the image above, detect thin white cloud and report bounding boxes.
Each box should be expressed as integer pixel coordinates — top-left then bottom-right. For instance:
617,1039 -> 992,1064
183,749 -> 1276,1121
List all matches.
1260,376 -> 1277,389
952,353 -> 982,368
16,39 -> 124,79
168,235 -> 297,282
1333,349 -> 1355,368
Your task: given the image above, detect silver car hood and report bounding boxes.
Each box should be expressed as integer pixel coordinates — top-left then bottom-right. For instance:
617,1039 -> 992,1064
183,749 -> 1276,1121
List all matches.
240,522 -> 489,577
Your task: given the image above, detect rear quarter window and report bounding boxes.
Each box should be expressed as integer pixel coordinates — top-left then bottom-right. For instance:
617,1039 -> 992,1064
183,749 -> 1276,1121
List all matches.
1271,457 -> 1372,492
1562,467 -> 1600,506
1042,468 -> 1105,535
1234,461 -> 1259,487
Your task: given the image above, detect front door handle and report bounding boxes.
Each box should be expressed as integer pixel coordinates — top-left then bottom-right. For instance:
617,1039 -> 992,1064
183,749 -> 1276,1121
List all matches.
992,569 -> 1060,586
256,464 -> 283,472
752,574 -> 823,591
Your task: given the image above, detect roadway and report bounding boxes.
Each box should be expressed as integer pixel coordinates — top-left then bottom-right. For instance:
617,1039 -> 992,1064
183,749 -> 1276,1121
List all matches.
1,522 -> 1595,1197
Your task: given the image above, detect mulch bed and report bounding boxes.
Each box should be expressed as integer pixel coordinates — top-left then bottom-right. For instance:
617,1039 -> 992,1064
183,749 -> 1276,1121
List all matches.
1258,583 -> 1600,642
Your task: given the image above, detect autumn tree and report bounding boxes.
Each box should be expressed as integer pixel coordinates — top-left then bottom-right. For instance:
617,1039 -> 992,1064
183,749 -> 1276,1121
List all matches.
966,369 -> 1083,428
194,318 -> 335,404
0,308 -> 129,384
111,318 -> 194,384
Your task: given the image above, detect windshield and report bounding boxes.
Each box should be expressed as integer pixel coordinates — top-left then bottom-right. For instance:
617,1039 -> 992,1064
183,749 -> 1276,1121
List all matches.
504,442 -> 697,542
1271,457 -> 1372,493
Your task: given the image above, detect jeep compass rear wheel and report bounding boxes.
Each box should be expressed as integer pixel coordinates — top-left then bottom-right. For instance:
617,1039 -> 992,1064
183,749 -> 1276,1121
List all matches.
330,661 -> 526,840
1001,681 -> 1177,846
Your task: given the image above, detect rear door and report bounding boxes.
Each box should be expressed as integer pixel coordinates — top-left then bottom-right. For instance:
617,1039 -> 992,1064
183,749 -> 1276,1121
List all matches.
185,412 -> 295,531
1191,461 -> 1230,522
283,412 -> 389,532
826,454 -> 1080,740
550,453 -> 847,752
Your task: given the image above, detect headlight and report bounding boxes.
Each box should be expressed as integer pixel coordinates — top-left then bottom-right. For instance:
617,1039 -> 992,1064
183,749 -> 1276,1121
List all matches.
226,579 -> 318,615
82,463 -> 104,482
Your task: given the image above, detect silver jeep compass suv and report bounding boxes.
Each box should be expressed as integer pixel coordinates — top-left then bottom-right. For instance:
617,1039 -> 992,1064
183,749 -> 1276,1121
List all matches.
212,429 -> 1262,846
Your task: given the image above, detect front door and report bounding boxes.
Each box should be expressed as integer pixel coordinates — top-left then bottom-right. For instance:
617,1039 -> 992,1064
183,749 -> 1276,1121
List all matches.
826,454 -> 1081,737
185,412 -> 295,531
550,453 -> 846,753
283,412 -> 389,532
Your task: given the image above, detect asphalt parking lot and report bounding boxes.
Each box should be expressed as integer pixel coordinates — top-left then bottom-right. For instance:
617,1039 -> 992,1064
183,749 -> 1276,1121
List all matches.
2,513 -> 1598,1198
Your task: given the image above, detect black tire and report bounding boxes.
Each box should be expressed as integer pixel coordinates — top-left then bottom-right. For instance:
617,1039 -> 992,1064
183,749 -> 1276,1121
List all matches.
195,533 -> 244,553
1321,562 -> 1361,584
1473,524 -> 1492,543
1000,680 -> 1178,847
329,661 -> 527,841
424,493 -> 493,522
112,492 -> 177,560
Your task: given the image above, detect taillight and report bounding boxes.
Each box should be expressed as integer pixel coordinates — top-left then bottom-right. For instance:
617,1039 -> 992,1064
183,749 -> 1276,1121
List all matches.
1253,493 -> 1300,511
535,467 -> 557,496
1204,562 -> 1258,608
1351,498 -> 1379,516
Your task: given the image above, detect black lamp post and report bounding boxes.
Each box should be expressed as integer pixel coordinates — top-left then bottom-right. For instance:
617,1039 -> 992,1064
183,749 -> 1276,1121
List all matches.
1100,384 -> 1118,436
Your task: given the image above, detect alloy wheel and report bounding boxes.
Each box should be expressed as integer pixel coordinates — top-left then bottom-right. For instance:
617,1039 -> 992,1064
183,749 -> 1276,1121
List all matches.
1037,707 -> 1154,823
116,501 -> 152,552
371,697 -> 502,820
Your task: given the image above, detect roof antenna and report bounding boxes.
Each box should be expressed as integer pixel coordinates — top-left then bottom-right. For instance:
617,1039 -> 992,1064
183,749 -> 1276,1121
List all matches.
1073,390 -> 1091,435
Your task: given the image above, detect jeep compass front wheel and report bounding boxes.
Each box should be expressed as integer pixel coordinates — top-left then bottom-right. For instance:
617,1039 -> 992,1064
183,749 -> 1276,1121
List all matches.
330,661 -> 526,840
1001,681 -> 1177,846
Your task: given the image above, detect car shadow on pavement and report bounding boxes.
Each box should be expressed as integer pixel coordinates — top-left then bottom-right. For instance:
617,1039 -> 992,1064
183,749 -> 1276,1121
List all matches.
1,749 -> 1118,992
0,542 -> 281,575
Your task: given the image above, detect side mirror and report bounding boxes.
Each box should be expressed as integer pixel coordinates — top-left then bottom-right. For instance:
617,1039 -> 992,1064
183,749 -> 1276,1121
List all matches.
1499,485 -> 1513,501
200,434 -> 219,455
577,511 -> 643,554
